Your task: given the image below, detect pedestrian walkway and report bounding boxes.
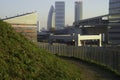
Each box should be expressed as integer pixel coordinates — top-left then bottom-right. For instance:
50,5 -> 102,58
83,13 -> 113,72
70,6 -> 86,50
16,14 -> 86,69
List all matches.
61,57 -> 120,80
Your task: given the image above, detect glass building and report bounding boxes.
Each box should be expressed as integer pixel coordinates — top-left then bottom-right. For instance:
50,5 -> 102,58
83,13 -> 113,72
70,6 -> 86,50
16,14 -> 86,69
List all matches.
55,1 -> 65,30
109,0 -> 120,44
47,5 -> 55,31
75,1 -> 83,22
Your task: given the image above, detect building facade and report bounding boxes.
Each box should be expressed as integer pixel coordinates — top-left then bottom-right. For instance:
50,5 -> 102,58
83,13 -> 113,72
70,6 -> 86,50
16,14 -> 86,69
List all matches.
3,12 -> 38,42
55,1 -> 65,30
109,0 -> 120,44
75,1 -> 83,22
47,5 -> 55,31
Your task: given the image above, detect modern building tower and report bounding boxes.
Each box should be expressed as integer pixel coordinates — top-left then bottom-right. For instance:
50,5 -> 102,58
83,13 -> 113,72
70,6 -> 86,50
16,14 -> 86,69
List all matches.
75,0 -> 83,22
55,1 -> 65,30
108,0 -> 120,44
47,5 -> 55,31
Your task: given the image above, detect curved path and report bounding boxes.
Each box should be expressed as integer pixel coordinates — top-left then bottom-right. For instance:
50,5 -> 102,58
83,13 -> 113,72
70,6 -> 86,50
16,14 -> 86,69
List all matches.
60,57 -> 120,80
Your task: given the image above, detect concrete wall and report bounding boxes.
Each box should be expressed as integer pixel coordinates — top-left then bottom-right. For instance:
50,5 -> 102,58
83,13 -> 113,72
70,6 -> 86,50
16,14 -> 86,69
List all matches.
12,25 -> 37,42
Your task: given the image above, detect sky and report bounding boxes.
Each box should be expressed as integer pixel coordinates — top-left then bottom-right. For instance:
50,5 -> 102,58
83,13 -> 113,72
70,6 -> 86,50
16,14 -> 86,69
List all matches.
0,0 -> 109,28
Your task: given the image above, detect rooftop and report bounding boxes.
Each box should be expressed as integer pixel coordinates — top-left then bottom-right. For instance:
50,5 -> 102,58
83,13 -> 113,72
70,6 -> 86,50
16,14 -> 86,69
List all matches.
2,12 -> 36,20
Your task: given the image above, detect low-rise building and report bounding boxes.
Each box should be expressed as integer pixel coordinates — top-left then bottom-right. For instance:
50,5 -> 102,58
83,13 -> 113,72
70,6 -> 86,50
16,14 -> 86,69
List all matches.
3,12 -> 38,42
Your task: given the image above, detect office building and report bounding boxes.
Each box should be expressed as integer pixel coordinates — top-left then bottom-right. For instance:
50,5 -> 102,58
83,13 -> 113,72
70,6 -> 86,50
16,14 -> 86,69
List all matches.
75,1 -> 83,22
55,1 -> 65,30
47,5 -> 55,31
108,0 -> 120,44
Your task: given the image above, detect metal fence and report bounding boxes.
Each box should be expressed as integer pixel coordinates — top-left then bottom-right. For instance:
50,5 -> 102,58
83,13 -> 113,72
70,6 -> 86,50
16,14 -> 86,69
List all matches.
38,42 -> 120,75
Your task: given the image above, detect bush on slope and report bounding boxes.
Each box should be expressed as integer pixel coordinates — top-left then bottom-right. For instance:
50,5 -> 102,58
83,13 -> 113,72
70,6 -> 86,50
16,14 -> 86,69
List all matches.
0,20 -> 81,80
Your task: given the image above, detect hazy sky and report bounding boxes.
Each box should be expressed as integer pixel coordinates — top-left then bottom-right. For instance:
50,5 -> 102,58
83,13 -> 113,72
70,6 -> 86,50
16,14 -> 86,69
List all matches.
0,0 -> 109,27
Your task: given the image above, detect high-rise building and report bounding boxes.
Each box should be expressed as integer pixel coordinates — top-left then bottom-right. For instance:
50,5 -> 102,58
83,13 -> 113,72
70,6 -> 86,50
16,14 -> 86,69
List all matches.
47,5 -> 55,31
75,0 -> 83,22
108,0 -> 120,44
55,1 -> 65,30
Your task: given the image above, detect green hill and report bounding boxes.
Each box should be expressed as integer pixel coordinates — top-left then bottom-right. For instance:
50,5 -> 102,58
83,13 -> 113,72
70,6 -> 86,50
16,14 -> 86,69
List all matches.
0,20 -> 81,80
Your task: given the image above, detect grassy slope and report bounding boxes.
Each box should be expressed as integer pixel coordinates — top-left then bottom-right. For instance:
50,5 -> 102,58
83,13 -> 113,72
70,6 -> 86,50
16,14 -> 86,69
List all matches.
0,20 -> 81,80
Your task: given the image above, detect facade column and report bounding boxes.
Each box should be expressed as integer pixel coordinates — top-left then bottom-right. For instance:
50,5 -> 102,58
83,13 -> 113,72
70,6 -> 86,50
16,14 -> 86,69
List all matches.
75,34 -> 82,46
99,34 -> 102,47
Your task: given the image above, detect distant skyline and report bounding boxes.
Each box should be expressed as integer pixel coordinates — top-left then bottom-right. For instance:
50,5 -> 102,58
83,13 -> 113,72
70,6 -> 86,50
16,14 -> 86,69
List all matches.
0,0 -> 109,28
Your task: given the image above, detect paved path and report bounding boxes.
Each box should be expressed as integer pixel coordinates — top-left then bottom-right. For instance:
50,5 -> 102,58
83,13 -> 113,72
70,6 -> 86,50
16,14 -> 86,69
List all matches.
61,57 -> 120,80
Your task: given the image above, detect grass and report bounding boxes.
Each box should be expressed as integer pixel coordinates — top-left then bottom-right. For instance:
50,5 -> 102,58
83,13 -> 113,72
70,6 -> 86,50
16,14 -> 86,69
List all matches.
0,20 -> 81,80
